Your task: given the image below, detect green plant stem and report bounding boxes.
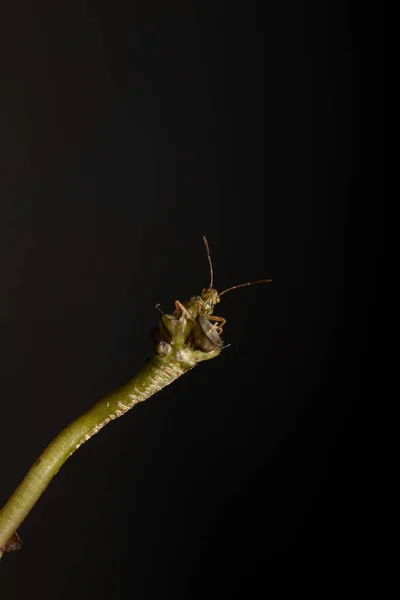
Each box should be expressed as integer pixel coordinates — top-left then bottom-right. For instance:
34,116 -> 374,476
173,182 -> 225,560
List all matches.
0,356 -> 184,551
0,293 -> 223,557
0,319 -> 220,555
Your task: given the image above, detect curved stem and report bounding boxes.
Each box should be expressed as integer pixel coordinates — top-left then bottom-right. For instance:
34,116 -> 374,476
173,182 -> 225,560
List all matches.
0,302 -> 222,555
0,356 -> 186,551
0,298 -> 221,558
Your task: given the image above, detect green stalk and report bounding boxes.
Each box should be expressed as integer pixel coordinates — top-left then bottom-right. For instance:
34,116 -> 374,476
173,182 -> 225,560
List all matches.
0,307 -> 221,556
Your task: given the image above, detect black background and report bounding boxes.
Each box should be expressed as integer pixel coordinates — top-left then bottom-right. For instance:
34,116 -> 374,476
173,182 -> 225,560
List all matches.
1,1 -> 379,597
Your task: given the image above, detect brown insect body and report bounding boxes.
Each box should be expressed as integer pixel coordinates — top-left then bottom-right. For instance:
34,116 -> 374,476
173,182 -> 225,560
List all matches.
190,315 -> 224,352
174,237 -> 271,353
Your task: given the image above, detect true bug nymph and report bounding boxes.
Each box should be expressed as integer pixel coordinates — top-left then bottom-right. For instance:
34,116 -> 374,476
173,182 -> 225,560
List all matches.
175,236 -> 271,344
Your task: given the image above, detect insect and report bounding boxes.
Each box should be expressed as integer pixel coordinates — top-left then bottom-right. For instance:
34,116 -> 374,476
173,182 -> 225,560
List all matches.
174,236 -> 271,351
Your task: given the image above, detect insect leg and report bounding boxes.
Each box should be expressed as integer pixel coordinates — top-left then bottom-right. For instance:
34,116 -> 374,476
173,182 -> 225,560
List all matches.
175,300 -> 191,319
207,315 -> 226,335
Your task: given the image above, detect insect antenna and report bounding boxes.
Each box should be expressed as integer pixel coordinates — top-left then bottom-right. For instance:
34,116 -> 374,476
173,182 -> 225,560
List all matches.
219,279 -> 272,297
202,235 -> 214,290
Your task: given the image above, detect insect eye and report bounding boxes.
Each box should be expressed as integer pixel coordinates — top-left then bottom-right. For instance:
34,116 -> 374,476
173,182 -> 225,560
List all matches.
216,297 -> 220,303
201,288 -> 207,295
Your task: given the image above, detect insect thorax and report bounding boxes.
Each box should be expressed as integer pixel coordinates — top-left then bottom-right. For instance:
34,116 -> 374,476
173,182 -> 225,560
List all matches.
185,288 -> 220,319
